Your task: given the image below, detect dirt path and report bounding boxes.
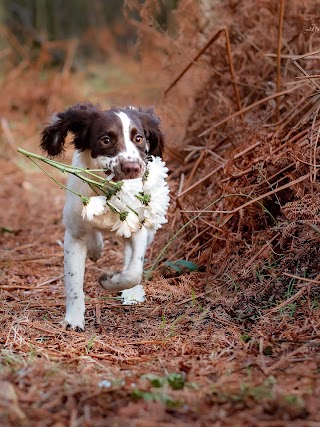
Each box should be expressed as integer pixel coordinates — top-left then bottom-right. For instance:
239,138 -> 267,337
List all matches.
1,64 -> 320,427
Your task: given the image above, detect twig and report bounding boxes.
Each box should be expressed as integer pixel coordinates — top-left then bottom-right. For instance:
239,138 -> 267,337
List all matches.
293,48 -> 320,60
311,115 -> 320,183
125,340 -> 167,345
0,254 -> 63,262
306,223 -> 320,235
147,196 -> 230,275
183,150 -> 206,190
87,353 -> 151,362
265,345 -> 308,374
164,27 -> 242,117
189,234 -> 216,256
178,164 -> 223,199
164,29 -> 224,95
61,39 -> 78,78
265,288 -> 306,315
7,243 -> 35,252
265,49 -> 320,59
291,60 -> 320,91
180,131 -> 262,199
2,60 -> 29,84
243,233 -> 281,269
36,274 -> 64,287
199,84 -> 304,137
0,285 -> 42,290
19,322 -> 60,335
0,27 -> 29,59
183,174 -> 309,216
0,47 -> 10,60
1,117 -> 17,153
272,91 -> 313,135
283,272 -> 320,287
276,0 -> 285,120
95,301 -> 102,325
173,174 -> 191,229
296,74 -> 320,80
224,27 -> 243,118
175,288 -> 216,306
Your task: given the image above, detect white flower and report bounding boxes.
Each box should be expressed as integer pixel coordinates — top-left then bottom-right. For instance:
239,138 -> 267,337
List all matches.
147,186 -> 170,216
111,210 -> 141,238
120,284 -> 145,305
142,207 -> 168,231
143,156 -> 169,192
82,196 -> 108,221
122,178 -> 143,196
109,178 -> 143,213
133,157 -> 170,230
108,195 -> 126,212
80,156 -> 170,237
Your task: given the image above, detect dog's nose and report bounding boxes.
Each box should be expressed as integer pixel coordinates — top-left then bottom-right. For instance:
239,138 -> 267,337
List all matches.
121,161 -> 141,178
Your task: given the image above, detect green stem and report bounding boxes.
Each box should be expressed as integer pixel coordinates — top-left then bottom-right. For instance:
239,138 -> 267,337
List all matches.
17,147 -> 120,189
88,182 -> 100,196
127,205 -> 139,217
106,201 -> 120,213
28,157 -> 85,200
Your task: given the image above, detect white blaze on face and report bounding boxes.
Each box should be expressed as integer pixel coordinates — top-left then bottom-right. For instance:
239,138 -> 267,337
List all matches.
116,111 -> 140,158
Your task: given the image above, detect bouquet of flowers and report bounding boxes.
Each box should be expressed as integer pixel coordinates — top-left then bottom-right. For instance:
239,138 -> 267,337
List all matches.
18,148 -> 170,238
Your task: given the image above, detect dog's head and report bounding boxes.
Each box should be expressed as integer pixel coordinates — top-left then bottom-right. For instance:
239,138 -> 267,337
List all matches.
40,103 -> 165,180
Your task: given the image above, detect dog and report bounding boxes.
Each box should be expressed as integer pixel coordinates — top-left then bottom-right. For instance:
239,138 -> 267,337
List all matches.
41,103 -> 165,331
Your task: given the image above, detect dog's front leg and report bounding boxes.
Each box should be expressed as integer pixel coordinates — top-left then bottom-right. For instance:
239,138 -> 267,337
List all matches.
64,230 -> 87,331
123,239 -> 133,270
99,226 -> 150,291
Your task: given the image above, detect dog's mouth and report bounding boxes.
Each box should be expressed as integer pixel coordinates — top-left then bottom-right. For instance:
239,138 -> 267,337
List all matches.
104,170 -> 137,182
106,172 -> 141,181
103,160 -> 146,181
104,170 -> 116,181
103,169 -> 124,182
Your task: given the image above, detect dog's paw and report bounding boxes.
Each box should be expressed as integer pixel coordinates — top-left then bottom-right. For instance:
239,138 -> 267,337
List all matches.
99,270 -> 143,292
63,316 -> 85,332
99,270 -> 121,290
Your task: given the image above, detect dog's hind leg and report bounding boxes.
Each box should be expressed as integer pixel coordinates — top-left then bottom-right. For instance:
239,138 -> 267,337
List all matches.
99,226 -> 150,291
87,230 -> 103,262
64,230 -> 87,331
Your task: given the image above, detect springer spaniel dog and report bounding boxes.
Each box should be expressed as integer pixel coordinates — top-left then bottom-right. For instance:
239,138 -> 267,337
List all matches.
41,103 -> 164,331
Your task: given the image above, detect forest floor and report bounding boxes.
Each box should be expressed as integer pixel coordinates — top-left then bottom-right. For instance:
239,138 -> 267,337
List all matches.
1,55 -> 320,427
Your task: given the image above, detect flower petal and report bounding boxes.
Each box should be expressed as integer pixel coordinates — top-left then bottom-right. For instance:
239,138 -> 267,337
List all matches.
120,284 -> 145,305
82,196 -> 107,221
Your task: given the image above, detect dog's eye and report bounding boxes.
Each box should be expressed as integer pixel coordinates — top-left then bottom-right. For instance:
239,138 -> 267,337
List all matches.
135,134 -> 143,144
101,136 -> 111,144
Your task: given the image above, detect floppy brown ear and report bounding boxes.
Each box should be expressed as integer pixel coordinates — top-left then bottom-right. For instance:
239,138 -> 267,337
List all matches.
136,107 -> 165,158
40,103 -> 100,157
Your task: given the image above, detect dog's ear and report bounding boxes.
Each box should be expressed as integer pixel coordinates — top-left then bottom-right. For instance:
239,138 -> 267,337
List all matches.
136,107 -> 165,158
40,103 -> 100,157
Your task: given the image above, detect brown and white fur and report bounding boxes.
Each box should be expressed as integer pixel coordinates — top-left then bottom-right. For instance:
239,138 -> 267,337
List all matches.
41,103 -> 164,331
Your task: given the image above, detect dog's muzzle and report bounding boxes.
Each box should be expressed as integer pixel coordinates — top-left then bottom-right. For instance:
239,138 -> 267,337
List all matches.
120,161 -> 142,179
